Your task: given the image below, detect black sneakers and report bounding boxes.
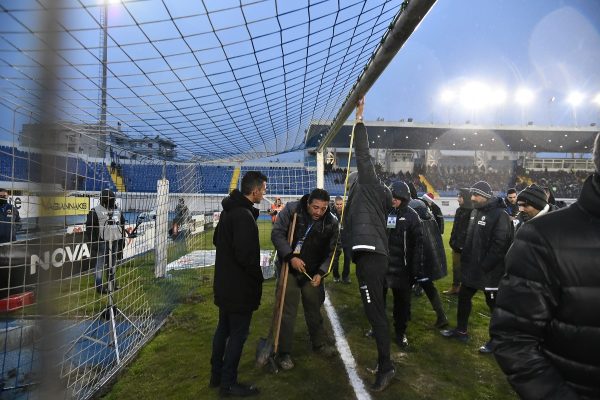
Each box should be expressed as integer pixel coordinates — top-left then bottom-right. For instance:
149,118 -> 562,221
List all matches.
395,334 -> 409,348
371,367 -> 396,392
219,383 -> 259,397
440,328 -> 469,343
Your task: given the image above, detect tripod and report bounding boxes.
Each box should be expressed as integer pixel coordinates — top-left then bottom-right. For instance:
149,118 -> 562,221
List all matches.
69,240 -> 144,365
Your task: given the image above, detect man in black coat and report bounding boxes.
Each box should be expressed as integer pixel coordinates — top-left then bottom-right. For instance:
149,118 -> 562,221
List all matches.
385,181 -> 423,348
490,134 -> 600,400
345,97 -> 395,392
420,192 -> 444,234
503,188 -> 519,219
441,181 -> 513,354
513,184 -> 550,231
331,196 -> 351,283
210,171 -> 267,397
271,188 -> 340,370
444,188 -> 472,295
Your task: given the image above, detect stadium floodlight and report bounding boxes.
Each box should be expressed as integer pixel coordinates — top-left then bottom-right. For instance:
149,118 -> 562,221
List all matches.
490,88 -> 507,106
592,93 -> 600,106
567,91 -> 585,107
459,81 -> 490,110
440,89 -> 455,103
515,88 -> 535,106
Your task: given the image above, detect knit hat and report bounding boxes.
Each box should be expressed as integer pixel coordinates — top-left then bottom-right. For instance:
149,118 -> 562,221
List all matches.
517,184 -> 548,211
470,181 -> 493,199
391,181 -> 411,200
421,192 -> 435,203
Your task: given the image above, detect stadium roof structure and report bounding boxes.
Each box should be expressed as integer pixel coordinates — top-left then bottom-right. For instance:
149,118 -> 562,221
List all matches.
0,0 -> 436,162
306,121 -> 599,153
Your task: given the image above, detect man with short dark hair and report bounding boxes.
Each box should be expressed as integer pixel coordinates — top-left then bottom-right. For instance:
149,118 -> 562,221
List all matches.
491,133 -> 600,399
514,184 -> 549,231
331,195 -> 351,284
441,181 -> 513,354
444,188 -> 472,295
504,188 -> 518,218
271,188 -> 340,370
210,170 -> 268,397
0,188 -> 20,244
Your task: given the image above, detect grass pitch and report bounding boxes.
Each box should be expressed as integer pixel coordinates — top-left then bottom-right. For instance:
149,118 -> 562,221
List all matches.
104,221 -> 517,399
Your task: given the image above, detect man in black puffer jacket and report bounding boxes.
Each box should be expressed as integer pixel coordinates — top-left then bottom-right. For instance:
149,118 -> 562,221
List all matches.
345,97 -> 395,392
441,181 -> 513,354
210,171 -> 267,397
271,188 -> 340,370
490,134 -> 600,400
444,188 -> 473,295
385,181 -> 423,348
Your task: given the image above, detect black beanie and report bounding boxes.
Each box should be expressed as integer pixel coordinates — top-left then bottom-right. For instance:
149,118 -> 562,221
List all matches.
517,184 -> 548,211
470,181 -> 493,199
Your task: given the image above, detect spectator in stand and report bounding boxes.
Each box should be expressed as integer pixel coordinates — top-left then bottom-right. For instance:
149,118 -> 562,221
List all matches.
490,133 -> 600,399
503,188 -> 519,219
420,193 -> 444,235
513,184 -> 549,232
268,197 -> 284,224
441,181 -> 513,354
444,188 -> 472,295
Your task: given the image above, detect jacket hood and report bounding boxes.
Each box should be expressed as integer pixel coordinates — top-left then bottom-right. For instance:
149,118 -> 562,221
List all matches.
222,189 -> 258,217
578,173 -> 600,219
409,199 -> 431,220
479,196 -> 506,211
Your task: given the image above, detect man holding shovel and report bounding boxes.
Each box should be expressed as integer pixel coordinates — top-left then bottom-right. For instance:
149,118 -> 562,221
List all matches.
271,188 -> 340,370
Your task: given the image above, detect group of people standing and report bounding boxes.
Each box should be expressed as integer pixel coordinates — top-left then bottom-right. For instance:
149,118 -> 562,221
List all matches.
208,98 -> 600,398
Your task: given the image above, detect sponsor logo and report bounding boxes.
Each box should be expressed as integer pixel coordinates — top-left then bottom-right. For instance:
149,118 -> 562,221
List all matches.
30,243 -> 91,274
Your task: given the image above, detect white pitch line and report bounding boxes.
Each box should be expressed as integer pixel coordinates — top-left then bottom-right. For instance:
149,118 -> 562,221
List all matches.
323,292 -> 372,400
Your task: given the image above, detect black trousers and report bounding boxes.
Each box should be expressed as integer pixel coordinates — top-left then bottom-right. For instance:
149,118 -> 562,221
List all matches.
383,276 -> 412,339
456,285 -> 496,333
333,246 -> 352,280
210,308 -> 253,388
355,252 -> 392,372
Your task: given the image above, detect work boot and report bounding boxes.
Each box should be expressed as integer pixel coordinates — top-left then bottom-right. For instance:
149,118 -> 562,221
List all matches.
443,285 -> 460,295
277,353 -> 294,370
219,383 -> 259,397
478,340 -> 494,354
371,367 -> 395,392
440,328 -> 469,343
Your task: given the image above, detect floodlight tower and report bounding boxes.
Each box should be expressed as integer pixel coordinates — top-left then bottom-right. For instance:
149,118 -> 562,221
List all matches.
567,91 -> 585,127
515,88 -> 534,125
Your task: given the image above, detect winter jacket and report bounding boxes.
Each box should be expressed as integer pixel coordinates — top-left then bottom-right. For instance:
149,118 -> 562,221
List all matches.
345,122 -> 392,258
330,207 -> 348,246
0,202 -> 20,243
85,205 -> 125,243
429,201 -> 445,235
271,195 -> 340,284
410,200 -> 447,281
385,203 -> 423,288
460,197 -> 513,290
213,189 -> 264,313
449,206 -> 472,253
490,173 -> 600,400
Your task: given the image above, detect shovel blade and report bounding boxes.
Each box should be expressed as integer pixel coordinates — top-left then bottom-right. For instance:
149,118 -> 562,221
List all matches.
255,337 -> 274,368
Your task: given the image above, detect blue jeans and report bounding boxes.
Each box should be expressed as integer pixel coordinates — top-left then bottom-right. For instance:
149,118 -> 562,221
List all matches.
94,240 -> 118,286
210,309 -> 253,388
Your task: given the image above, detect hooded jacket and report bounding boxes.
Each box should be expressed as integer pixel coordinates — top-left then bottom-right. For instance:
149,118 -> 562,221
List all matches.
386,201 -> 423,287
271,194 -> 340,284
491,173 -> 600,400
345,122 -> 392,258
449,191 -> 473,253
410,199 -> 447,281
460,196 -> 513,290
213,189 -> 264,313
